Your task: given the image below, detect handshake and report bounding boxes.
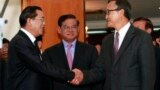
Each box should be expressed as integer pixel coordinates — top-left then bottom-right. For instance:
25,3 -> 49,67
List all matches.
68,68 -> 84,85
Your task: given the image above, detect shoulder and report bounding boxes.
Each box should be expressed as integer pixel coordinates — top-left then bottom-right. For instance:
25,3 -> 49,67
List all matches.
130,24 -> 149,36
101,33 -> 114,45
77,41 -> 96,50
43,43 -> 62,53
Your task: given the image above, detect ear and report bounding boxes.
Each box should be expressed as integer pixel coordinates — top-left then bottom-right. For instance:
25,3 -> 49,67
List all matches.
27,18 -> 32,26
57,27 -> 62,34
146,28 -> 152,34
119,9 -> 125,17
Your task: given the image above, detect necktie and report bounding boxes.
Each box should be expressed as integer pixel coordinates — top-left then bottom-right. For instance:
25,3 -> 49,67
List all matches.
114,32 -> 119,58
67,44 -> 72,70
34,41 -> 42,60
34,41 -> 40,53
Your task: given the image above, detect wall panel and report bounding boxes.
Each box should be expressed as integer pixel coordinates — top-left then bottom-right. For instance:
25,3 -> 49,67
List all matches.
22,0 -> 85,50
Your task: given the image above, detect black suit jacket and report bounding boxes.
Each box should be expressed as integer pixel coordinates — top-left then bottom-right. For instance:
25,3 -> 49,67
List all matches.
155,46 -> 160,90
42,41 -> 103,90
83,25 -> 155,90
8,30 -> 74,90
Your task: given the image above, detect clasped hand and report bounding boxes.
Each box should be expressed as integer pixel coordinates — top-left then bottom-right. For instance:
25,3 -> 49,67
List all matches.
68,68 -> 83,85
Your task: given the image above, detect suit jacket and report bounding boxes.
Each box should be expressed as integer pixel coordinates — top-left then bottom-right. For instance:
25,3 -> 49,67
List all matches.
8,30 -> 74,90
154,46 -> 160,90
42,41 -> 103,90
83,25 -> 155,90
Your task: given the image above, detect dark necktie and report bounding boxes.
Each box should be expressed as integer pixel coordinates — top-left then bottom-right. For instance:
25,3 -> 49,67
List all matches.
34,41 -> 42,60
34,41 -> 40,52
114,32 -> 119,57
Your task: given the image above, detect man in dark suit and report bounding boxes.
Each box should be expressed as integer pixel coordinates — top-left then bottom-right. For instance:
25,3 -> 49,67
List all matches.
8,6 -> 75,90
42,14 -> 103,90
71,0 -> 156,90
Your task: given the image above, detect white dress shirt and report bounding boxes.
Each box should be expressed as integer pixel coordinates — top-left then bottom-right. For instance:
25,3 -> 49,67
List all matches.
114,22 -> 131,49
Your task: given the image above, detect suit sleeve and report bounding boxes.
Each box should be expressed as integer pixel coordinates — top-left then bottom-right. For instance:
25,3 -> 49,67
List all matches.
13,39 -> 74,81
82,44 -> 106,84
89,46 -> 104,90
139,34 -> 155,90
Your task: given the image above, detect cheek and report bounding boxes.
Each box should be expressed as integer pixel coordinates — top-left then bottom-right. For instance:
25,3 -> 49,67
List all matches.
74,32 -> 78,36
112,15 -> 118,21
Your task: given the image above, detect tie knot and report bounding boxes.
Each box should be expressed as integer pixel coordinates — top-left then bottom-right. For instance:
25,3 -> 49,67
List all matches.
67,44 -> 72,49
34,40 -> 36,43
115,32 -> 119,38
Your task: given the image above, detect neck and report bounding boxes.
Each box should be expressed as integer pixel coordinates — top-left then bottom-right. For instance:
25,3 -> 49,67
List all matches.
22,26 -> 36,37
115,18 -> 129,31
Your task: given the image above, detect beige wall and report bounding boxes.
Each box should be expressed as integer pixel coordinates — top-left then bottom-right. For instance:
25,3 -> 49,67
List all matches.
0,0 -> 21,40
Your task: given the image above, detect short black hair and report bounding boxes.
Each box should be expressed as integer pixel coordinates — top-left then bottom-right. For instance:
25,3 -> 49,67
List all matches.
108,0 -> 132,20
19,6 -> 42,27
58,14 -> 79,27
3,38 -> 9,44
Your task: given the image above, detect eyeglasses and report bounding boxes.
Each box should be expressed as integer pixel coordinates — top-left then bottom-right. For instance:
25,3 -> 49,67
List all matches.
62,25 -> 78,31
34,18 -> 45,22
105,8 -> 121,15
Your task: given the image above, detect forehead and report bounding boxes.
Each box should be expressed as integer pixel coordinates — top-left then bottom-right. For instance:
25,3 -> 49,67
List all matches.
62,18 -> 77,25
133,21 -> 146,30
36,10 -> 44,17
107,1 -> 117,9
134,20 -> 146,25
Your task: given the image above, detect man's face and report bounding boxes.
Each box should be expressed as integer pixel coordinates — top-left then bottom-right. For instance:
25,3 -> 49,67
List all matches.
133,20 -> 152,34
58,18 -> 79,42
133,20 -> 146,31
105,1 -> 121,28
0,43 -> 9,60
30,10 -> 45,37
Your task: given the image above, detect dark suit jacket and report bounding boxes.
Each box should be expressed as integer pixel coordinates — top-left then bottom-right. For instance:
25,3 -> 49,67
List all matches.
155,46 -> 160,90
42,41 -> 103,90
83,25 -> 155,90
8,30 -> 74,90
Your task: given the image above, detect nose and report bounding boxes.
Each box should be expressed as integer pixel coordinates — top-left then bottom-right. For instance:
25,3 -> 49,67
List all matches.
105,14 -> 108,20
43,21 -> 45,25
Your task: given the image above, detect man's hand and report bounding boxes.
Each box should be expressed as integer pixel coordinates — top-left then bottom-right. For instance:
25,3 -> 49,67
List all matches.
69,68 -> 83,85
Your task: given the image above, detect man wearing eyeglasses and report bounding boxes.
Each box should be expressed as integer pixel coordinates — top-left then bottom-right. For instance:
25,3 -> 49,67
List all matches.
42,14 -> 103,90
8,6 -> 75,90
70,0 -> 155,90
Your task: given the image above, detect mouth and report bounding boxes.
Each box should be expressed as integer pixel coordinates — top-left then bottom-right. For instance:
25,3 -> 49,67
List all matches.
43,26 -> 45,30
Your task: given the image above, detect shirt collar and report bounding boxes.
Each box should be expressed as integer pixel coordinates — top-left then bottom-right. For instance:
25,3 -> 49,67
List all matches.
62,39 -> 77,48
21,28 -> 36,44
115,22 -> 131,38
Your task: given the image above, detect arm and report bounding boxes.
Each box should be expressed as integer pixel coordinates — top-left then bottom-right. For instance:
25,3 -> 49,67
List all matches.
13,39 -> 74,81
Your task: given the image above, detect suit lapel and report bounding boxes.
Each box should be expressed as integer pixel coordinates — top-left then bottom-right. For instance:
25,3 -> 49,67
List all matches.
18,30 -> 35,48
113,25 -> 135,65
107,34 -> 115,65
58,43 -> 70,70
72,41 -> 82,69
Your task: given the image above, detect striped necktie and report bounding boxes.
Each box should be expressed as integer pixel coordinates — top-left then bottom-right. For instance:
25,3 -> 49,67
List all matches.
66,44 -> 72,70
